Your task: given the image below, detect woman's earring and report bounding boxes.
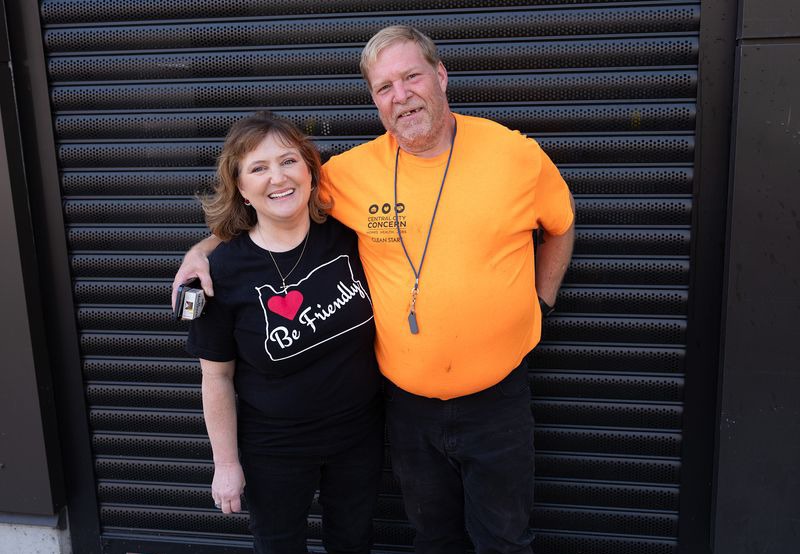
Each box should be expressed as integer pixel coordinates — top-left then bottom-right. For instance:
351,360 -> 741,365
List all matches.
243,198 -> 251,206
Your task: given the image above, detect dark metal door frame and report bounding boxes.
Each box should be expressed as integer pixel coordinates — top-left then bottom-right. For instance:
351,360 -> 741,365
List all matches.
4,0 -> 102,551
677,0 -> 738,552
0,0 -> 65,519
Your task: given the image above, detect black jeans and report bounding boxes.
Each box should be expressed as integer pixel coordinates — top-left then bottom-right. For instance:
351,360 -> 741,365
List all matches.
385,362 -> 535,554
239,420 -> 383,554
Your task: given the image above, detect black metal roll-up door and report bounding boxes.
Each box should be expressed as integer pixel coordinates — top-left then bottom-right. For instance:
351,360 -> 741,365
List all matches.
40,1 -> 700,552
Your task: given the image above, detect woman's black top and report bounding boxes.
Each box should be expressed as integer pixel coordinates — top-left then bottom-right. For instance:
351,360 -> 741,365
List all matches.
187,218 -> 381,455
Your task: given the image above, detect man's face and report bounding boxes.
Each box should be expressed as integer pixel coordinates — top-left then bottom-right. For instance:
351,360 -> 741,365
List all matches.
366,40 -> 451,156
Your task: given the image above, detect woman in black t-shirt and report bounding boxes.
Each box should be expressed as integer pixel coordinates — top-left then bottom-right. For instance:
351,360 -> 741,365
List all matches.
186,112 -> 382,554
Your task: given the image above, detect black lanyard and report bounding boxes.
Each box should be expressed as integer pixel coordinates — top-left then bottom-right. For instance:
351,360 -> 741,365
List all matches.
393,118 -> 457,334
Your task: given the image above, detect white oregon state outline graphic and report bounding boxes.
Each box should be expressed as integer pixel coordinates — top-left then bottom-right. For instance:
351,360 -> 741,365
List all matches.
255,255 -> 373,361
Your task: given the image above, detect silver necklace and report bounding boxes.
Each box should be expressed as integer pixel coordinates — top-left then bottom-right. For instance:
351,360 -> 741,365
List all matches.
257,223 -> 310,293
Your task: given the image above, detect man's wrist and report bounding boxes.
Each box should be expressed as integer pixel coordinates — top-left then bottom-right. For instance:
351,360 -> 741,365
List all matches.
193,243 -> 213,257
192,234 -> 220,257
538,296 -> 556,317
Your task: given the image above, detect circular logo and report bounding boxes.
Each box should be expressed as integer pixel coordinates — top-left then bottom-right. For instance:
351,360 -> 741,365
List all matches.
381,203 -> 392,214
369,204 -> 379,214
395,203 -> 405,214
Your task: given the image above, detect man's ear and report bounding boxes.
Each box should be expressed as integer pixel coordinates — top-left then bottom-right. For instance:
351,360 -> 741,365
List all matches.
436,61 -> 448,92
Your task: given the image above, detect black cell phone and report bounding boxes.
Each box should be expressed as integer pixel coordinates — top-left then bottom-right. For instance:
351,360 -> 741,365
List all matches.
174,279 -> 206,320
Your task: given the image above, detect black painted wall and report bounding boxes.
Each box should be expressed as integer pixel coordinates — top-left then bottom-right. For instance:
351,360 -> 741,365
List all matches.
714,0 -> 800,552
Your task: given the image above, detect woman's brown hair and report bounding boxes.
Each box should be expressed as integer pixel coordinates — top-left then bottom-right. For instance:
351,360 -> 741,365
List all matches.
203,111 -> 331,241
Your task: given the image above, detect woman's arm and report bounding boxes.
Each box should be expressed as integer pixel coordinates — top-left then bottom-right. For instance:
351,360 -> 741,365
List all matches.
201,358 -> 245,514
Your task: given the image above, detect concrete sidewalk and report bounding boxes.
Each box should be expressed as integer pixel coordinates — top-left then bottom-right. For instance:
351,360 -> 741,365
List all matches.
0,522 -> 71,554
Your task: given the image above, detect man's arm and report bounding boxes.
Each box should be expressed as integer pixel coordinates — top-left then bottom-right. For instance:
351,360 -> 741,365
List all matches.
535,192 -> 575,307
171,234 -> 222,308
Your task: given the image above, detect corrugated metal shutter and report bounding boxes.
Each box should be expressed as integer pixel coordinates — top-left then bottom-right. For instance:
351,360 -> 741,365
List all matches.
41,1 -> 699,552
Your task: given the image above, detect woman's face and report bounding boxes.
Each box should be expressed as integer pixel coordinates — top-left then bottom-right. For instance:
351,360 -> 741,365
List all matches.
237,133 -> 312,228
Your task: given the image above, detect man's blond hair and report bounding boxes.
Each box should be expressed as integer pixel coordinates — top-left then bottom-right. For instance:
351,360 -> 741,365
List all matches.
360,25 -> 441,85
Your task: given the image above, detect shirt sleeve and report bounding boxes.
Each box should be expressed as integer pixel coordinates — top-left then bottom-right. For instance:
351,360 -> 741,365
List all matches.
319,162 -> 340,220
186,269 -> 236,362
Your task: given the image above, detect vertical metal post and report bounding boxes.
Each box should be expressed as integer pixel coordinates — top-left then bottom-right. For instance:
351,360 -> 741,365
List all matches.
679,0 -> 738,551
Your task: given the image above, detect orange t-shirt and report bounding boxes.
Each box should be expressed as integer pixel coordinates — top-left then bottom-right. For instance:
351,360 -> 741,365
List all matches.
321,113 -> 573,399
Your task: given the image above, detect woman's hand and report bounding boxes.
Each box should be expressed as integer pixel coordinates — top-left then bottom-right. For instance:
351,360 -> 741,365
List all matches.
211,460 -> 246,514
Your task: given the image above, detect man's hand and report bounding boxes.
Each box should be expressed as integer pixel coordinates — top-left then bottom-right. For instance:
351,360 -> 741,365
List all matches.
171,235 -> 221,308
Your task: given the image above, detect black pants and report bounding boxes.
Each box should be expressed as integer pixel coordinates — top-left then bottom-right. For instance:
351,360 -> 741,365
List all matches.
239,420 -> 383,554
385,362 -> 536,554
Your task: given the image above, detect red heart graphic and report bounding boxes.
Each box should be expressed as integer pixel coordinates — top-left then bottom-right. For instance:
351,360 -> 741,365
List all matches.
267,290 -> 304,320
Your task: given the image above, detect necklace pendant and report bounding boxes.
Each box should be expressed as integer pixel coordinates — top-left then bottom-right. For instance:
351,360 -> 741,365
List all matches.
408,282 -> 419,334
408,311 -> 419,334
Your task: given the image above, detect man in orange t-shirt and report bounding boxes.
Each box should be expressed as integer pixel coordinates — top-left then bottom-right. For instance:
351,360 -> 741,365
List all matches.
175,26 -> 574,554
322,111 -> 573,401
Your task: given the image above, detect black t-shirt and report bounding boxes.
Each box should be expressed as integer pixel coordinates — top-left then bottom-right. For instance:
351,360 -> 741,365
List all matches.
187,218 -> 381,455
